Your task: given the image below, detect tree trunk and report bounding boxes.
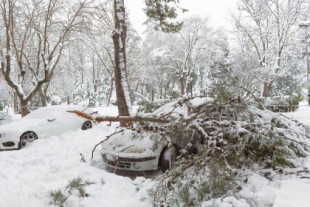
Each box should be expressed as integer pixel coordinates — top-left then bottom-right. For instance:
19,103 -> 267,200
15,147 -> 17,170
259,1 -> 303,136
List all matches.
13,92 -> 18,114
180,77 -> 185,95
107,78 -> 114,106
112,0 -> 133,126
39,87 -> 47,107
151,88 -> 155,102
20,100 -> 29,117
262,81 -> 273,98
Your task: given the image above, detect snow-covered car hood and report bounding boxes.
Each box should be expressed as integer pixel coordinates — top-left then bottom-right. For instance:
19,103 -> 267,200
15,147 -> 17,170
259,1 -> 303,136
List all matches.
101,130 -> 165,158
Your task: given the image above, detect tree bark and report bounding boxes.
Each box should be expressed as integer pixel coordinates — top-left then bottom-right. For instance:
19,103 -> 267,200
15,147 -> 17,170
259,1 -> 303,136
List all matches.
67,110 -> 170,124
20,100 -> 28,117
262,81 -> 273,98
13,92 -> 18,114
112,0 -> 133,126
39,87 -> 47,107
180,77 -> 185,95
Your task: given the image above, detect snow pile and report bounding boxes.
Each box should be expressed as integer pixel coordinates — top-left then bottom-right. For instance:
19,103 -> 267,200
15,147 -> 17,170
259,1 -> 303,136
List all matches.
0,120 -> 154,207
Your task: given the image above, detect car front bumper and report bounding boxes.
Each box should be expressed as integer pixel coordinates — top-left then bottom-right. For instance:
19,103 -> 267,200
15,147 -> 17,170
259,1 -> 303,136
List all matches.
101,153 -> 159,172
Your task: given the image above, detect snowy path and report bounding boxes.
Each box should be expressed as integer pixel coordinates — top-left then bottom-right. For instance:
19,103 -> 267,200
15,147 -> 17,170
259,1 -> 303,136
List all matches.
0,122 -> 153,207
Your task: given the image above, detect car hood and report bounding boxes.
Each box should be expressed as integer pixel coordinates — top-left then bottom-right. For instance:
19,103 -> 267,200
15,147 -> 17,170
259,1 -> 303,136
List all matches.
101,130 -> 165,158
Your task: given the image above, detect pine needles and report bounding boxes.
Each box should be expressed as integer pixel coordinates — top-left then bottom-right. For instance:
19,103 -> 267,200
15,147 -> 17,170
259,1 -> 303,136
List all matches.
49,177 -> 95,207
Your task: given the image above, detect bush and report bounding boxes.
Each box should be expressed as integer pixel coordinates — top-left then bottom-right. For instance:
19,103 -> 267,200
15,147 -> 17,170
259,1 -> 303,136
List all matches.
260,94 -> 303,112
49,177 -> 94,207
137,100 -> 169,113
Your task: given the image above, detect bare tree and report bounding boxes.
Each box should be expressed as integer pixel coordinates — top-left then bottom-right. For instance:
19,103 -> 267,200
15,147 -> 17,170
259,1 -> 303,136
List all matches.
0,0 -> 89,116
231,0 -> 305,97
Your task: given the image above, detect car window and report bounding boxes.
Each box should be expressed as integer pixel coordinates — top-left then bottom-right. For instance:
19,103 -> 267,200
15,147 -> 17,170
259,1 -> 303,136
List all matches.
24,108 -> 54,119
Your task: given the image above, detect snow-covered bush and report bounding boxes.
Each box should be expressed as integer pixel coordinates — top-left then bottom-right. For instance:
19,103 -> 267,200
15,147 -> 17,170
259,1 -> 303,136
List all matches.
49,177 -> 94,207
137,100 -> 170,113
148,97 -> 309,206
260,94 -> 303,112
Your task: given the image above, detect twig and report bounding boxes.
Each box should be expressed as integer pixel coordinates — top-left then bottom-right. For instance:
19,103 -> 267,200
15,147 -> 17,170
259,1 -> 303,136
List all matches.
91,128 -> 124,160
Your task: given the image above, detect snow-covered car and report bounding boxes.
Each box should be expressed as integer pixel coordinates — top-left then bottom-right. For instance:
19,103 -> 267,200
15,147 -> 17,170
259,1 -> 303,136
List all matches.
101,129 -> 179,174
0,105 -> 93,150
100,99 -> 210,174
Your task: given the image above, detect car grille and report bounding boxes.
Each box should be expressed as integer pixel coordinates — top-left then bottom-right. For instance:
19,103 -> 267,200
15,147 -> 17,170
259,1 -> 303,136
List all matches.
103,155 -> 132,169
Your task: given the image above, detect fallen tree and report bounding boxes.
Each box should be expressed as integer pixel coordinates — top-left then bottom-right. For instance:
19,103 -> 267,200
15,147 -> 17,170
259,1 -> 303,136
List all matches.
67,110 -> 170,124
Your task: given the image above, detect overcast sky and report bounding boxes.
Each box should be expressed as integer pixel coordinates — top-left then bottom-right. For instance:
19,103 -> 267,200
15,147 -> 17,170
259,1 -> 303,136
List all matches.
126,0 -> 238,35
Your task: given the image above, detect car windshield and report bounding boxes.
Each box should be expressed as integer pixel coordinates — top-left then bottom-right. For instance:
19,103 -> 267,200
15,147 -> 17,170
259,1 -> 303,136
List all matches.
24,105 -> 84,119
24,108 -> 54,119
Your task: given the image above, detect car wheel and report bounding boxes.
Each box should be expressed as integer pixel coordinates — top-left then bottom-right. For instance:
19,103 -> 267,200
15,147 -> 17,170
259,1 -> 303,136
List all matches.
159,145 -> 178,172
82,121 -> 92,130
19,131 -> 38,148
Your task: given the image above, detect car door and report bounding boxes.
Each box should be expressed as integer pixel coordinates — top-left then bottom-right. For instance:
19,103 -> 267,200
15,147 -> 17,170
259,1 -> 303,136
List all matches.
43,113 -> 68,137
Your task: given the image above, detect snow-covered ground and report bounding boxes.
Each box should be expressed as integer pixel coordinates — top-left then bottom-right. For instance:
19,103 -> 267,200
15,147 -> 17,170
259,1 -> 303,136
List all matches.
0,106 -> 154,207
1,105 -> 310,207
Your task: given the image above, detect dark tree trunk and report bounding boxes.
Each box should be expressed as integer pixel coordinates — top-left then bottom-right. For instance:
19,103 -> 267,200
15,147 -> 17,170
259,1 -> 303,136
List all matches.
13,92 -> 18,114
180,77 -> 185,95
112,0 -> 133,126
262,81 -> 273,98
39,87 -> 47,107
20,100 -> 29,117
151,88 -> 155,102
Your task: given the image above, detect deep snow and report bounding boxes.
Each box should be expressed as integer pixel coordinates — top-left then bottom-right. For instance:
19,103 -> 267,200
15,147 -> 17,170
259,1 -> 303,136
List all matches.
1,105 -> 310,207
0,106 -> 153,207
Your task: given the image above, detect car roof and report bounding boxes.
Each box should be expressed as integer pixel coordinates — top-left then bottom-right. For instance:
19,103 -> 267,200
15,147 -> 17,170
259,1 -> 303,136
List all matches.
24,105 -> 89,119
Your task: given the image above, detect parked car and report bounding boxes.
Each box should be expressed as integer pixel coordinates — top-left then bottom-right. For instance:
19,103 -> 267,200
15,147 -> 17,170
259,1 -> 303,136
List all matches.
0,112 -> 13,125
0,105 -> 93,150
101,129 -> 179,174
100,98 -> 209,174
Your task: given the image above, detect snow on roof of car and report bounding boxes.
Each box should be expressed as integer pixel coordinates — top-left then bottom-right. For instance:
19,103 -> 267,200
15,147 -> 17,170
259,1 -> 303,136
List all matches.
24,105 -> 89,119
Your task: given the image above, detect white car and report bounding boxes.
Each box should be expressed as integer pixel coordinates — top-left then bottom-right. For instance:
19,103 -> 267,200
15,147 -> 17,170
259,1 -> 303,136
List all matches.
0,105 -> 93,150
101,129 -> 179,175
100,98 -> 212,175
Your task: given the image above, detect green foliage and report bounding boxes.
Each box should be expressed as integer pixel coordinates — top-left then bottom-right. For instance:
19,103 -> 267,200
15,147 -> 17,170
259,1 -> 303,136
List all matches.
137,100 -> 168,113
49,177 -> 95,207
49,190 -> 67,207
260,94 -> 303,112
144,0 -> 186,33
149,98 -> 309,206
165,90 -> 181,100
65,177 -> 95,197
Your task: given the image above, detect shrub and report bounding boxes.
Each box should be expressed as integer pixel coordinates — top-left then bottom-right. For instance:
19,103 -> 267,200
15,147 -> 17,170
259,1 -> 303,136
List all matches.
49,177 -> 94,207
260,94 -> 303,112
149,97 -> 309,206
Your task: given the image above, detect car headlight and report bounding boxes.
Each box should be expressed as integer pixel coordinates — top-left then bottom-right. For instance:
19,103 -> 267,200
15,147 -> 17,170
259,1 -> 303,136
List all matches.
133,163 -> 140,169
